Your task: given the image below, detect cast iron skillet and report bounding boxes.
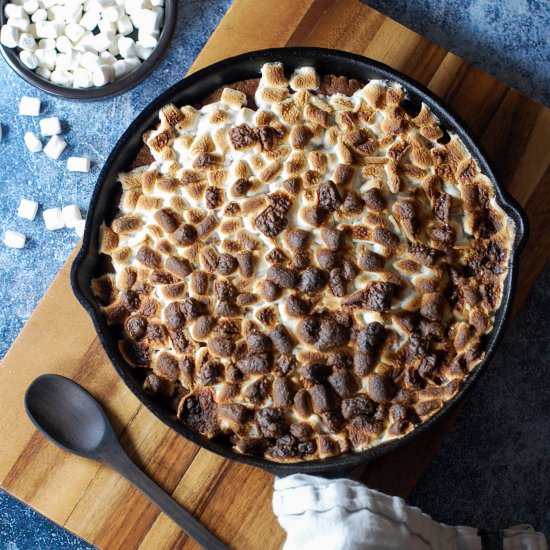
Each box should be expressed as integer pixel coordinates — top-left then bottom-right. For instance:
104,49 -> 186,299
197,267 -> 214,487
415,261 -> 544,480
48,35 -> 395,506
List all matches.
71,47 -> 528,477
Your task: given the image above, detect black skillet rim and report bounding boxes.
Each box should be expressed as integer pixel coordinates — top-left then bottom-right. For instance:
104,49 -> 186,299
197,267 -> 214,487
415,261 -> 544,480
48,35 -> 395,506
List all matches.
0,0 -> 177,100
70,47 -> 528,476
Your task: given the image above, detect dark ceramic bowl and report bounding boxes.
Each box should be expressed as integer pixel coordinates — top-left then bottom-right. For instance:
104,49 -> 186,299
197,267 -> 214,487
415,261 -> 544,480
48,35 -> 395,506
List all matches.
71,47 -> 528,476
0,0 -> 176,100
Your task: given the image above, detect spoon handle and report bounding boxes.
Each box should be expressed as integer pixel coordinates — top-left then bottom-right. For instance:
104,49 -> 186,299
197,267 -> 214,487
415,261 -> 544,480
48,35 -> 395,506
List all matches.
106,450 -> 229,550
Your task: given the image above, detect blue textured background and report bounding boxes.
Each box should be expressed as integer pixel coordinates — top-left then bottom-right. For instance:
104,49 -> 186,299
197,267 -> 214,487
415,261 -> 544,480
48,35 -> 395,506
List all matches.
1,0 -> 549,547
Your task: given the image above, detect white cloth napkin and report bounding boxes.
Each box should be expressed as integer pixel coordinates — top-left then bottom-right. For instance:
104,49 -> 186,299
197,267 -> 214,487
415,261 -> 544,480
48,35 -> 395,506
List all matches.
273,474 -> 547,550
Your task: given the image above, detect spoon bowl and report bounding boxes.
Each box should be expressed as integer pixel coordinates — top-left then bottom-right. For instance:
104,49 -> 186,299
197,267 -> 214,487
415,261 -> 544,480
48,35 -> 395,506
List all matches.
25,374 -> 110,458
24,374 -> 229,550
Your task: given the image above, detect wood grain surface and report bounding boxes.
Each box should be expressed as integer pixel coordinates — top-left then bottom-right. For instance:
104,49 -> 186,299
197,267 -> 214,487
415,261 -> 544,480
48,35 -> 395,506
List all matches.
1,0 -> 549,548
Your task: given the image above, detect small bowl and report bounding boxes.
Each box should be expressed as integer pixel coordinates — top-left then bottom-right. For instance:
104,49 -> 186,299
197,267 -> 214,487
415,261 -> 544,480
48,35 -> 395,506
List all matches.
0,0 -> 177,100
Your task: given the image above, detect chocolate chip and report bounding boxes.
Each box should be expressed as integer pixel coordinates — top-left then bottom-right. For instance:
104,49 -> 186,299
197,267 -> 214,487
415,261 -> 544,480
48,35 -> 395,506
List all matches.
205,186 -> 224,210
317,180 -> 342,212
255,205 -> 288,237
229,123 -> 258,149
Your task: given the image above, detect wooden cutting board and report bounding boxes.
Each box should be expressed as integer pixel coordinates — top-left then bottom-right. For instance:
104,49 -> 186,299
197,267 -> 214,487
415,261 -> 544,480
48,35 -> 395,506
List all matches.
2,0 -> 550,548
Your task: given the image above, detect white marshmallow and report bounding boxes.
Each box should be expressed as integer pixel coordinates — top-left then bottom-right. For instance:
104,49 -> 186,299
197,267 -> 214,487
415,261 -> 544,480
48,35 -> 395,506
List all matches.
112,58 -> 127,78
46,5 -> 65,21
0,24 -> 20,48
56,34 -> 73,52
18,31 -> 36,49
38,37 -> 56,49
98,50 -> 116,64
55,50 -> 79,70
135,42 -> 152,60
31,8 -> 47,21
75,218 -> 86,238
34,47 -> 56,70
5,3 -> 26,18
43,207 -> 64,230
63,3 -> 83,22
116,13 -> 132,35
67,156 -> 91,172
123,55 -> 139,72
92,63 -> 113,86
91,31 -> 111,52
73,67 -> 93,87
97,18 -> 115,34
150,0 -> 163,6
79,50 -> 98,69
7,16 -> 31,32
43,134 -> 67,158
19,49 -> 38,69
39,116 -> 62,136
124,0 -> 145,15
35,20 -> 57,38
19,96 -> 41,115
24,131 -> 42,152
107,34 -> 120,55
79,9 -> 101,30
75,31 -> 96,52
102,4 -> 121,21
117,35 -> 135,58
35,65 -> 51,79
137,27 -> 157,48
65,22 -> 85,42
61,204 -> 82,228
4,230 -> 27,249
18,198 -> 39,220
23,0 -> 39,14
41,0 -> 59,8
50,68 -> 73,87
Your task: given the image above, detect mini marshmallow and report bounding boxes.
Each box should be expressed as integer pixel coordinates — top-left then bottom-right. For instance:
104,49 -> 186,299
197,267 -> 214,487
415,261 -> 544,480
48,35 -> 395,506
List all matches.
35,65 -> 51,79
75,31 -> 97,52
19,95 -> 41,115
63,3 -> 83,22
102,4 -> 121,21
65,22 -> 85,42
61,204 -> 82,228
39,116 -> 61,136
0,24 -> 20,48
38,37 -> 56,49
35,19 -> 57,38
18,31 -> 36,49
124,0 -> 145,14
24,131 -> 42,152
92,63 -> 113,86
79,9 -> 101,30
46,5 -> 65,21
50,68 -> 73,86
135,42 -> 152,60
97,18 -> 116,34
98,50 -> 116,64
4,230 -> 27,249
42,207 -> 64,230
4,3 -> 26,18
41,0 -> 59,8
55,51 -> 79,70
67,156 -> 91,172
75,218 -> 86,238
79,50 -> 99,69
116,13 -> 132,35
107,34 -> 120,55
73,67 -> 93,87
56,35 -> 73,53
18,198 -> 39,220
35,47 -> 56,70
111,58 -> 127,78
137,27 -> 157,48
31,7 -> 47,21
150,0 -> 163,6
43,134 -> 67,159
7,17 -> 31,32
123,55 -> 140,72
19,49 -> 38,69
92,31 -> 111,52
117,35 -> 135,58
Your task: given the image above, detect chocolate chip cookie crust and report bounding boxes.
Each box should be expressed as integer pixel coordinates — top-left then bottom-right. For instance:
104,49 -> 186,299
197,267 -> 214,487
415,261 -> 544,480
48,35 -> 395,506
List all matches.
92,62 -> 515,463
